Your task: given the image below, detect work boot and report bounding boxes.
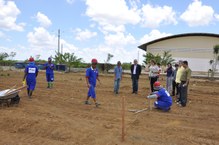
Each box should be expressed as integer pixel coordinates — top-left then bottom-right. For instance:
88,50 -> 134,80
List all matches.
84,100 -> 91,105
95,102 -> 100,107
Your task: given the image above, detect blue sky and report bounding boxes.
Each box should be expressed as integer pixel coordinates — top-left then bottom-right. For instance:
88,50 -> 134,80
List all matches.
1,0 -> 219,64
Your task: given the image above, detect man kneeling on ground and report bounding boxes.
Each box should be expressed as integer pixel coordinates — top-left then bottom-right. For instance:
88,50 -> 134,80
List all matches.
147,81 -> 172,111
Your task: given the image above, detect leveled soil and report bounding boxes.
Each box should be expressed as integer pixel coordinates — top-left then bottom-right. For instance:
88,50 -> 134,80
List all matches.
0,71 -> 219,145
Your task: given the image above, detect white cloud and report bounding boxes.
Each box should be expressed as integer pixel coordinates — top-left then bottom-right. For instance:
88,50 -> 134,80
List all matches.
0,0 -> 25,31
98,24 -> 125,34
79,45 -> 141,64
36,12 -> 52,28
27,27 -> 56,49
141,4 -> 177,28
75,28 -> 97,41
27,27 -> 78,59
180,0 -> 214,27
139,29 -> 172,44
215,14 -> 219,21
66,0 -> 75,4
85,0 -> 141,26
104,32 -> 136,46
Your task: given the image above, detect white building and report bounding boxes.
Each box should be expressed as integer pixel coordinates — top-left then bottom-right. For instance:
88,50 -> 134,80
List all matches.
138,33 -> 219,72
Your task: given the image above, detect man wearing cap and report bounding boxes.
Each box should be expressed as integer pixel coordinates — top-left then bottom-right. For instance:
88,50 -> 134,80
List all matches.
23,57 -> 39,98
147,81 -> 172,111
85,58 -> 101,107
44,57 -> 55,88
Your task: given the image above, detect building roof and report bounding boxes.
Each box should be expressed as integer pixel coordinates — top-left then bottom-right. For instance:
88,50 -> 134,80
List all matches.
138,33 -> 219,51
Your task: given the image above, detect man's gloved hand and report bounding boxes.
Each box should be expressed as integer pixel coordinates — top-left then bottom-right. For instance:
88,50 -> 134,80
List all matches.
22,80 -> 26,86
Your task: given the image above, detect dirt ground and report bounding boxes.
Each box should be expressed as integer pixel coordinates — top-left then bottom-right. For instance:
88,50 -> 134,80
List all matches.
0,70 -> 219,145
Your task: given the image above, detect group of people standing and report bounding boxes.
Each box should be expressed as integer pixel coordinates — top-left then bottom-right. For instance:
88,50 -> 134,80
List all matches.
23,56 -> 191,110
112,59 -> 192,110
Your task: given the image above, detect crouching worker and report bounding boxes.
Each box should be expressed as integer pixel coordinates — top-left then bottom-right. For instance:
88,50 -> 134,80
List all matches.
23,57 -> 38,99
147,81 -> 172,111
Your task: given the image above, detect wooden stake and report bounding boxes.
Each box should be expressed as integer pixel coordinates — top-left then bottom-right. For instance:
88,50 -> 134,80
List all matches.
135,108 -> 148,114
121,96 -> 125,142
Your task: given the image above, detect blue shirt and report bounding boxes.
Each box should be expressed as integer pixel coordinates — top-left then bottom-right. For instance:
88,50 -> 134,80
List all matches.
156,88 -> 172,104
25,62 -> 38,81
166,67 -> 173,77
86,67 -> 98,87
44,63 -> 54,74
114,66 -> 122,79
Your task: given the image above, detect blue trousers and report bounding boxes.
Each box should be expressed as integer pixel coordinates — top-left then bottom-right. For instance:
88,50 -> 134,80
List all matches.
26,79 -> 36,91
154,101 -> 172,111
88,85 -> 96,99
46,73 -> 54,82
114,78 -> 121,93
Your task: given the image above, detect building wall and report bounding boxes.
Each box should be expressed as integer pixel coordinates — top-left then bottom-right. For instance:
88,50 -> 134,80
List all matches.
147,36 -> 219,59
146,36 -> 219,71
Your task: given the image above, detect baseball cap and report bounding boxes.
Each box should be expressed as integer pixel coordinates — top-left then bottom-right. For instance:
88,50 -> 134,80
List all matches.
29,57 -> 34,62
48,57 -> 52,61
91,58 -> 98,63
154,81 -> 161,91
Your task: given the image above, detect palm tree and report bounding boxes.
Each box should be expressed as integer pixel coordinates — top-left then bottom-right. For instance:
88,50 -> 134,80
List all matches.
62,52 -> 83,72
143,52 -> 162,65
160,51 -> 175,66
54,51 -> 65,64
104,53 -> 114,73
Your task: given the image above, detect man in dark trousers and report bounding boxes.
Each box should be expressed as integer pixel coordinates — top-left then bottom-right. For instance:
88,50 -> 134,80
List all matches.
130,59 -> 142,94
179,61 -> 192,107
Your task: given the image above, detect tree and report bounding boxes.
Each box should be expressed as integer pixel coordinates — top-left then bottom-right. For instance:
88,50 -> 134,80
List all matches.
9,52 -> 16,60
53,51 -> 65,64
0,52 -> 9,61
122,62 -> 132,70
62,52 -> 83,72
160,51 -> 175,66
104,53 -> 114,73
209,45 -> 219,79
143,51 -> 174,66
143,52 -> 162,65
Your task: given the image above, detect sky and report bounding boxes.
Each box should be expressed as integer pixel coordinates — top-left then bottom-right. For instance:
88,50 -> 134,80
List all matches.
0,0 -> 219,64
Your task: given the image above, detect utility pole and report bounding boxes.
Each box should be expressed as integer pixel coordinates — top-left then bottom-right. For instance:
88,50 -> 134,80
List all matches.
58,29 -> 60,54
61,43 -> 63,55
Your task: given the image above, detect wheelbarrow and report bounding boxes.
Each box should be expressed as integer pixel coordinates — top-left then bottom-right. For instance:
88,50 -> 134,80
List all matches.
0,86 -> 26,107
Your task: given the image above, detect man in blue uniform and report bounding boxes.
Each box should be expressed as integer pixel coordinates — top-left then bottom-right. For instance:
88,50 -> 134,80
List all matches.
23,57 -> 38,98
44,57 -> 55,88
85,58 -> 101,107
147,81 -> 172,111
